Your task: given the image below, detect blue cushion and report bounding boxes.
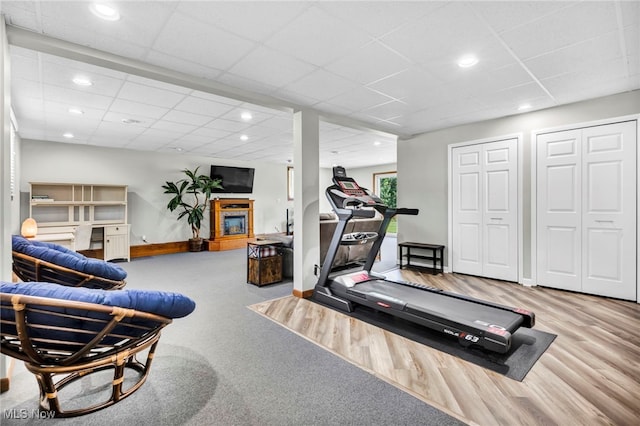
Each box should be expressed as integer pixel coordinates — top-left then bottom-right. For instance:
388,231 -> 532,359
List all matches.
1,282 -> 196,349
12,235 -> 127,281
0,281 -> 196,319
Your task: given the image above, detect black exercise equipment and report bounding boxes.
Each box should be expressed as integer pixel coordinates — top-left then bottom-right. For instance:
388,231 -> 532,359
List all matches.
313,166 -> 535,353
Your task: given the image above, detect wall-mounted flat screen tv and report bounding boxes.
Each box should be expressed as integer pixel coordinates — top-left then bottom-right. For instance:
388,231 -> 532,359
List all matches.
210,165 -> 255,194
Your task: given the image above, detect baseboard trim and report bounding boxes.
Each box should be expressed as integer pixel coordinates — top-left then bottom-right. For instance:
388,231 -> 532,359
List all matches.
130,241 -> 190,258
80,241 -> 191,260
293,288 -> 314,299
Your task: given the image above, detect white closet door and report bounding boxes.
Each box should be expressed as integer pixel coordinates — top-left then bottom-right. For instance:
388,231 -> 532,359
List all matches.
581,122 -> 636,299
452,144 -> 483,276
452,139 -> 518,281
482,140 -> 518,282
536,121 -> 636,300
536,130 -> 582,292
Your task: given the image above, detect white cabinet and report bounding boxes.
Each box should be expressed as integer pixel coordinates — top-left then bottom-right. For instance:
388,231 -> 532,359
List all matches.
104,225 -> 130,261
29,182 -> 130,261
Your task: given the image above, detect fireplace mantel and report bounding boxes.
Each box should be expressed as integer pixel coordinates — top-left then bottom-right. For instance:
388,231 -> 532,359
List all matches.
208,198 -> 254,251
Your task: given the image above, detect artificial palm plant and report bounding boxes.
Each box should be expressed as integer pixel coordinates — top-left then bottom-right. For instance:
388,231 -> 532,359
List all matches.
162,167 -> 223,250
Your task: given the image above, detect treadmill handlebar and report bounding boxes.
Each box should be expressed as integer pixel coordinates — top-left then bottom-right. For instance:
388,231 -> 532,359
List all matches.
336,206 -> 376,219
342,197 -> 370,208
395,208 -> 419,216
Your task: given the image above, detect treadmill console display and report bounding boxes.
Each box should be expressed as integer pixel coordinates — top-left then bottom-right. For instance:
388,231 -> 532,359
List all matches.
330,171 -> 383,208
336,179 -> 366,197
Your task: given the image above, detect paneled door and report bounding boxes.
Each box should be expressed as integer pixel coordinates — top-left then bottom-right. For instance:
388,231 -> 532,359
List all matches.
536,121 -> 637,300
536,130 -> 582,292
452,138 -> 518,282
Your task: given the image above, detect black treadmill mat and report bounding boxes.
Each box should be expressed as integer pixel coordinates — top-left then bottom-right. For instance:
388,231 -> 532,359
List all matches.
322,302 -> 556,382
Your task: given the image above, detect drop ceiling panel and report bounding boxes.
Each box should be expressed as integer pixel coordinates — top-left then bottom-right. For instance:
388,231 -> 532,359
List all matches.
317,1 -> 443,38
207,118 -> 253,133
366,69 -> 449,111
152,12 -> 256,70
325,41 -> 411,85
37,1 -> 175,47
172,96 -> 234,118
175,1 -> 309,42
228,46 -> 317,89
148,120 -> 197,135
109,99 -> 169,120
118,81 -> 187,109
189,126 -> 231,140
318,86 -> 395,112
264,5 -> 371,68
523,32 -> 624,80
258,116 -> 294,132
160,109 -> 214,127
43,85 -> 115,110
499,2 -> 619,60
542,59 -> 634,103
143,49 -> 225,81
101,111 -> 151,128
3,0 -> 639,169
379,3 -> 495,64
44,100 -> 104,120
471,1 -> 574,34
282,69 -> 358,103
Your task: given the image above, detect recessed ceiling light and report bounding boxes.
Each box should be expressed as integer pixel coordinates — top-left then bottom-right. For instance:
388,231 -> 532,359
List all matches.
172,147 -> 184,152
518,103 -> 532,111
89,3 -> 121,21
68,108 -> 84,115
240,134 -> 249,141
240,111 -> 253,121
457,55 -> 479,68
63,132 -> 74,139
373,141 -> 381,146
72,76 -> 92,86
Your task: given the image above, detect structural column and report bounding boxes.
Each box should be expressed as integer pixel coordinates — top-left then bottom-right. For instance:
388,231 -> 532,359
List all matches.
1,15 -> 12,392
292,109 -> 320,298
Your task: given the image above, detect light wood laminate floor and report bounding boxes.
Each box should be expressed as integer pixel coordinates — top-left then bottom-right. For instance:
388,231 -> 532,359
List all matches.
250,270 -> 640,426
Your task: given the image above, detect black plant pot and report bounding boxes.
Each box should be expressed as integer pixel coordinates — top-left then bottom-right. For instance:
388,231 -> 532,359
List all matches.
188,238 -> 203,252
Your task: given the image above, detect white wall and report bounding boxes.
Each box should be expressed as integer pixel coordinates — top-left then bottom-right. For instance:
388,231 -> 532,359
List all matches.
19,139 -> 293,244
398,90 -> 640,279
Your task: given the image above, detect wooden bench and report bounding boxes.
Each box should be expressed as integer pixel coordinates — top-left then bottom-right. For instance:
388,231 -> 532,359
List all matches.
398,242 -> 445,274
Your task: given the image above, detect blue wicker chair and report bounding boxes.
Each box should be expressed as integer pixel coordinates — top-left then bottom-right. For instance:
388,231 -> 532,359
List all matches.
12,235 -> 127,290
0,281 -> 196,417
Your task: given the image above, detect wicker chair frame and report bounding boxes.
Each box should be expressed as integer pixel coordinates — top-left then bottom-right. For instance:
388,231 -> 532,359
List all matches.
0,292 -> 172,417
12,251 -> 126,290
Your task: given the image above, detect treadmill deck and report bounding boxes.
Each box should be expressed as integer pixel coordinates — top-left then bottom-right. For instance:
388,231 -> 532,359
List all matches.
338,278 -> 524,333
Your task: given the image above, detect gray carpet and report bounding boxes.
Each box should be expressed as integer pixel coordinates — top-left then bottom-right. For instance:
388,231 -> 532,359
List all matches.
1,247 -> 464,425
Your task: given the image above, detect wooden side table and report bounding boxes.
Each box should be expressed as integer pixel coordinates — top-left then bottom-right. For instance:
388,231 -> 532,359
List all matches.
247,240 -> 283,286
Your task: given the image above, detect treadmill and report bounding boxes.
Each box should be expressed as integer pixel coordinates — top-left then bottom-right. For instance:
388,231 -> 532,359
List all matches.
313,166 -> 535,353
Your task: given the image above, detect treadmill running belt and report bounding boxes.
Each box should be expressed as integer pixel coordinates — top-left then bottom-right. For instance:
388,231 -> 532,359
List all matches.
345,279 -> 524,332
